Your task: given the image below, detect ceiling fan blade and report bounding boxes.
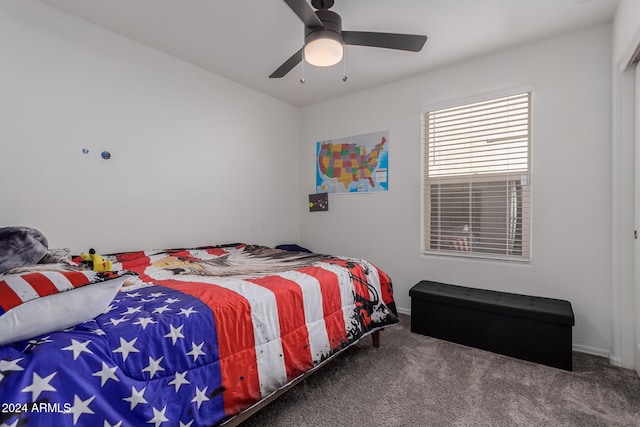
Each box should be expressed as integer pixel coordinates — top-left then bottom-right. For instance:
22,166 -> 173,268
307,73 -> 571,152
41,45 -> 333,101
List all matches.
269,48 -> 304,78
282,0 -> 324,28
343,31 -> 427,52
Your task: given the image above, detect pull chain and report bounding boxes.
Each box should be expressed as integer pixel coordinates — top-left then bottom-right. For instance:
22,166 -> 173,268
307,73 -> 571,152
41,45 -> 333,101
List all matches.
342,47 -> 347,82
300,50 -> 306,84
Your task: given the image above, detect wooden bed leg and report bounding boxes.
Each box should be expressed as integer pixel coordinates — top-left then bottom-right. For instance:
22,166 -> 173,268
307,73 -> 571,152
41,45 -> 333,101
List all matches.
372,330 -> 380,348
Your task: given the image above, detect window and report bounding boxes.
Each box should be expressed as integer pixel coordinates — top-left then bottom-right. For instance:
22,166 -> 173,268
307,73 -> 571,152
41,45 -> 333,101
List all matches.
422,92 -> 531,261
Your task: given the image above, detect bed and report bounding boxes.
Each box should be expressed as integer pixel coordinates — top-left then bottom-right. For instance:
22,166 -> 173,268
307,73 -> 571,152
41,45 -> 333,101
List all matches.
0,238 -> 398,426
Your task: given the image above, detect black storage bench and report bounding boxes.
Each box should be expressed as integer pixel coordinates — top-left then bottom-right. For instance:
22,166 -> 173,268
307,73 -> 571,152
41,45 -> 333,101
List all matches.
409,281 -> 575,371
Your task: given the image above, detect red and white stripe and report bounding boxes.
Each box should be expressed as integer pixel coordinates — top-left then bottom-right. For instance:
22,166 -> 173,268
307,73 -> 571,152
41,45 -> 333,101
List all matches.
315,262 -> 358,338
0,271 -> 97,312
450,235 -> 472,252
275,270 -> 332,363
151,262 -> 360,416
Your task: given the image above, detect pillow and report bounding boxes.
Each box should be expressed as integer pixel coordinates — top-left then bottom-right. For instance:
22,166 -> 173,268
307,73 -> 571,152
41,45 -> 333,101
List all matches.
0,271 -> 128,345
275,244 -> 313,253
0,226 -> 49,273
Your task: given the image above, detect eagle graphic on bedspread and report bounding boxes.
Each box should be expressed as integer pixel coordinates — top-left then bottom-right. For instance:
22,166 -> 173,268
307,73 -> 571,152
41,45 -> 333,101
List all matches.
152,244 -> 327,277
0,244 -> 398,427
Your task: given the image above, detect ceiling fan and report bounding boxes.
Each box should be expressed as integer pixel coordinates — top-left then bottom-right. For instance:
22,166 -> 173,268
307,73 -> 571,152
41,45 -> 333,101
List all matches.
270,0 -> 427,78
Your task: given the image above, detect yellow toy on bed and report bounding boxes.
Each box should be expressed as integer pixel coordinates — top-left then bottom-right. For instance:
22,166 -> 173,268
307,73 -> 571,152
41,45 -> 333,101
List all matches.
80,248 -> 113,272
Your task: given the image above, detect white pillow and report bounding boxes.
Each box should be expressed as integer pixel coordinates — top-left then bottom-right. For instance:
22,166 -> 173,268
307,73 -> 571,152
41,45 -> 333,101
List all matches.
0,276 -> 126,345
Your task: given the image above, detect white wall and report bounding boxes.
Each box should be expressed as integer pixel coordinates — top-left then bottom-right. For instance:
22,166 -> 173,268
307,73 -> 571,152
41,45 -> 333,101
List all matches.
301,25 -> 613,356
0,0 -> 302,254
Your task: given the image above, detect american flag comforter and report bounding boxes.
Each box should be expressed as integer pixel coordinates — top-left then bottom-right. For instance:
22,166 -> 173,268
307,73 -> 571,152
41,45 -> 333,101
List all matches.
0,244 -> 398,426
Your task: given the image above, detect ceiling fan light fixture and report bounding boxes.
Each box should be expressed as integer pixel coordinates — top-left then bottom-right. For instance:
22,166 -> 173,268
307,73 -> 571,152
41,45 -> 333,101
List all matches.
269,0 -> 427,79
303,9 -> 343,67
304,33 -> 343,67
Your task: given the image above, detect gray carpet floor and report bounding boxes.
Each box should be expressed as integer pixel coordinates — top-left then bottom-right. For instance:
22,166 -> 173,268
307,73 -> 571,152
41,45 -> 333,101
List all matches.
241,314 -> 640,426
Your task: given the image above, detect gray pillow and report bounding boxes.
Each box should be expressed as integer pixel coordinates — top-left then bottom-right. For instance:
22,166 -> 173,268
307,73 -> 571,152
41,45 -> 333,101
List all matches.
0,226 -> 48,274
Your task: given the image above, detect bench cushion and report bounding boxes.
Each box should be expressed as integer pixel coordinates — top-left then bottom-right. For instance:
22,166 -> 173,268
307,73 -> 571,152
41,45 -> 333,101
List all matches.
409,281 -> 574,326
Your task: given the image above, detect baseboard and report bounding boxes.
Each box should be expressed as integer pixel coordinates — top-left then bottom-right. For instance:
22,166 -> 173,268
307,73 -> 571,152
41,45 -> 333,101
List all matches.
571,343 -> 610,359
608,355 -> 623,367
396,307 -> 410,316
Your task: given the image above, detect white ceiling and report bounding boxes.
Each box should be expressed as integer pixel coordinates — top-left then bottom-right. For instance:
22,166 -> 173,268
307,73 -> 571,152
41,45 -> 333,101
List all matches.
39,0 -> 619,107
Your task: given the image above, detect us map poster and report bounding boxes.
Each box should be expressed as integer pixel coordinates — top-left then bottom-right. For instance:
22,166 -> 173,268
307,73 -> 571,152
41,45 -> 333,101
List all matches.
316,130 -> 389,193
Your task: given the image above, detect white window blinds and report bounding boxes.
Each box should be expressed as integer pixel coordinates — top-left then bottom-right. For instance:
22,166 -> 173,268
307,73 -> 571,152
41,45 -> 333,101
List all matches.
423,92 -> 531,260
